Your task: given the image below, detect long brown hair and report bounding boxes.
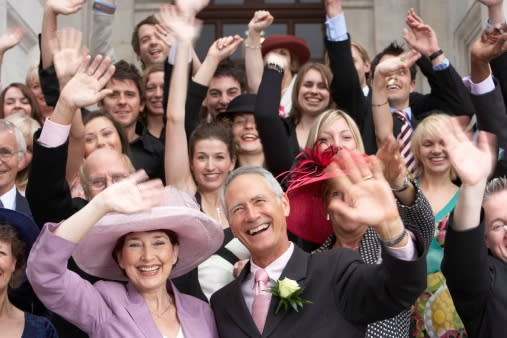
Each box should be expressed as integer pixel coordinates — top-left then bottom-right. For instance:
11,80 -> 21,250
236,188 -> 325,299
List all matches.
0,83 -> 43,124
289,63 -> 333,126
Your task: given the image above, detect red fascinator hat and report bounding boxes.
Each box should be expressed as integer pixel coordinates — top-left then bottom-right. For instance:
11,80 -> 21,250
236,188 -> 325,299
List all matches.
279,146 -> 338,245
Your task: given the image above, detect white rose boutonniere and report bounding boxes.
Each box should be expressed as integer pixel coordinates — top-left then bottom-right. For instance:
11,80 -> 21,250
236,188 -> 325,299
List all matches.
267,277 -> 311,314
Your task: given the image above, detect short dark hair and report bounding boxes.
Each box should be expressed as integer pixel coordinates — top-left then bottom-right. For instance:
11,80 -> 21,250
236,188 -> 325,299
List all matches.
370,41 -> 417,81
131,15 -> 160,59
213,59 -> 246,93
111,60 -> 145,100
0,224 -> 26,288
189,121 -> 236,162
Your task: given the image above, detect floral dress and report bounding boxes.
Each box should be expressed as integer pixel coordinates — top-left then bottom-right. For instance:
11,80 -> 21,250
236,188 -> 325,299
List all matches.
411,189 -> 467,337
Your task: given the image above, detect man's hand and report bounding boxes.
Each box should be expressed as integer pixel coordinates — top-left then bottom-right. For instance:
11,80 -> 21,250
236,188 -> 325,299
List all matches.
324,0 -> 343,18
157,5 -> 202,43
471,26 -> 507,63
50,28 -> 87,87
175,0 -> 209,17
60,55 -> 115,110
403,8 -> 441,58
207,35 -> 244,61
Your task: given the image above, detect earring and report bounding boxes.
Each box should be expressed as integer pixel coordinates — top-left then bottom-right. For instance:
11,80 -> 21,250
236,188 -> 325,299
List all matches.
326,213 -> 330,221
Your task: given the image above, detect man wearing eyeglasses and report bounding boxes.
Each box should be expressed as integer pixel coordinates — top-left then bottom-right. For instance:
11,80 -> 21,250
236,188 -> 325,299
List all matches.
0,120 -> 31,217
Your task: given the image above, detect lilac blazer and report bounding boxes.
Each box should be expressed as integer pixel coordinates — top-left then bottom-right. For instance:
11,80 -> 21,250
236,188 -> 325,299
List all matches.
27,225 -> 218,338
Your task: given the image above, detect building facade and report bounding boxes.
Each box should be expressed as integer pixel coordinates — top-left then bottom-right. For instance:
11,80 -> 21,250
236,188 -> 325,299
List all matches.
0,0 -> 501,91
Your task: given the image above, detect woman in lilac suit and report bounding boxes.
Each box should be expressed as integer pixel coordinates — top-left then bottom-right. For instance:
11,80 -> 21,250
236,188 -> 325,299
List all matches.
26,169 -> 223,338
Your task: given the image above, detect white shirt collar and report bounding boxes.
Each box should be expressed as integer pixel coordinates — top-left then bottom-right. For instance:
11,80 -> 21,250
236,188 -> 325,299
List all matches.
250,242 -> 295,282
0,185 -> 17,210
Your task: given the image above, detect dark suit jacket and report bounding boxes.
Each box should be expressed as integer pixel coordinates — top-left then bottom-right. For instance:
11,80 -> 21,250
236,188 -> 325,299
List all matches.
211,243 -> 426,338
442,222 -> 507,338
326,37 -> 475,154
15,190 -> 31,217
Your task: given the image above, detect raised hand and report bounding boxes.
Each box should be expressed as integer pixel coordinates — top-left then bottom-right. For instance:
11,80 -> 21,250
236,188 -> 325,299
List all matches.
157,5 -> 202,43
403,8 -> 440,58
154,24 -> 174,48
471,26 -> 507,63
478,0 -> 503,7
326,150 -> 400,227
46,0 -> 87,15
50,28 -> 87,86
96,170 -> 166,214
248,10 -> 274,35
374,49 -> 421,80
60,55 -> 115,109
376,135 -> 408,188
207,35 -> 244,61
324,0 -> 343,18
175,0 -> 209,17
0,27 -> 25,55
440,119 -> 496,186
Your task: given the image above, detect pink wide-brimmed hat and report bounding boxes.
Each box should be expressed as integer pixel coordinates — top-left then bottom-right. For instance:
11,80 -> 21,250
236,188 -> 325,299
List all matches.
72,186 -> 224,281
261,34 -> 311,66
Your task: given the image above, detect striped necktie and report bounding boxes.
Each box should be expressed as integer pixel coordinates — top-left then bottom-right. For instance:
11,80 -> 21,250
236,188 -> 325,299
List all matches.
394,110 -> 416,175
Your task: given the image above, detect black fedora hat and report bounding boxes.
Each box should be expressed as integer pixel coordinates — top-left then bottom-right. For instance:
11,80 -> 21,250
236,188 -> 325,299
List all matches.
216,94 -> 256,120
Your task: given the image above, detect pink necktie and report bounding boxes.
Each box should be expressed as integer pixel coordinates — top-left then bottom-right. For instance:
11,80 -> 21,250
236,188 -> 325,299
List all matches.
394,110 -> 417,175
252,269 -> 271,333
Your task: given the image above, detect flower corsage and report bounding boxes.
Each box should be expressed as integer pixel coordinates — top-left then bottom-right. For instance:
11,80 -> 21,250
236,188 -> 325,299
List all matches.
267,277 -> 311,314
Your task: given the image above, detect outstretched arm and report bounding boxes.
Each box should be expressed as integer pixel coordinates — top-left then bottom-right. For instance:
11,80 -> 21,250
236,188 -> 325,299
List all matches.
162,4 -> 202,193
245,10 -> 273,93
0,27 -> 25,87
371,49 -> 420,146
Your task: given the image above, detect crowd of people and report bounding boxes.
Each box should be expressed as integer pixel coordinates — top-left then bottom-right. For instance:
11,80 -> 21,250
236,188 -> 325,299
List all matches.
0,0 -> 506,337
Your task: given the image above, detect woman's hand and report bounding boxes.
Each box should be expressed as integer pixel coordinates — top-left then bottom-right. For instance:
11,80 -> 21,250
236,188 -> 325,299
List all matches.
440,119 -> 496,186
46,0 -> 86,15
0,27 -> 25,56
96,171 -> 166,214
327,150 -> 400,227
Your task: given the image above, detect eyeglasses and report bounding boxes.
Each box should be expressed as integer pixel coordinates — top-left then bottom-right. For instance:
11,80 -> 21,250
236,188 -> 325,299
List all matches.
490,224 -> 507,233
88,173 -> 129,191
0,148 -> 22,161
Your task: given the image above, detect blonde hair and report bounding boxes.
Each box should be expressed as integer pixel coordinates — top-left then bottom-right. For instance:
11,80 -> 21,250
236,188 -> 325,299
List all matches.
25,65 -> 39,87
411,113 -> 456,180
306,109 -> 365,153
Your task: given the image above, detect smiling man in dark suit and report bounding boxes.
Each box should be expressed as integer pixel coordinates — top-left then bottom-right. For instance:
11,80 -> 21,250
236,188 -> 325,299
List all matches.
211,153 -> 428,338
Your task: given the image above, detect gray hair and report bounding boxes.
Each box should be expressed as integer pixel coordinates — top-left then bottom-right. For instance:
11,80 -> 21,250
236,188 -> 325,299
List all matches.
220,166 -> 284,217
0,119 -> 26,160
484,176 -> 507,202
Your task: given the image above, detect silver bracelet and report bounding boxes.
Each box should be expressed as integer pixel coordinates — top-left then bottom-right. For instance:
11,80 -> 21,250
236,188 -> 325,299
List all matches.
380,229 -> 407,247
391,176 -> 410,193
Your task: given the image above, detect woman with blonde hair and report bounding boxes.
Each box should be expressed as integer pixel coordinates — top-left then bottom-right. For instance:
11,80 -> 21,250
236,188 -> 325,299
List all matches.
409,113 -> 466,337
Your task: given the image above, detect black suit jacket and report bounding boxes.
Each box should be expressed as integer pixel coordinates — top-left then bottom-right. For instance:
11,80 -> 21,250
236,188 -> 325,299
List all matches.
211,243 -> 426,338
15,190 -> 31,217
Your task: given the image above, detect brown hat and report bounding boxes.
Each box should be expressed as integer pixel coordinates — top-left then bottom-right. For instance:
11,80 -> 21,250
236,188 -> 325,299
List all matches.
261,35 -> 311,66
